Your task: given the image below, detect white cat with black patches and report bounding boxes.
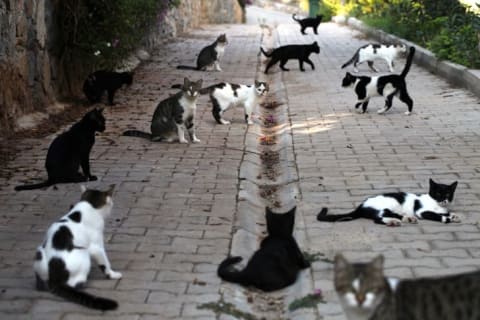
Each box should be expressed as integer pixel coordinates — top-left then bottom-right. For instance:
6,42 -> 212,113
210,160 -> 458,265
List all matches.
342,46 -> 415,115
317,179 -> 459,226
34,185 -> 121,310
200,80 -> 269,125
342,43 -> 407,73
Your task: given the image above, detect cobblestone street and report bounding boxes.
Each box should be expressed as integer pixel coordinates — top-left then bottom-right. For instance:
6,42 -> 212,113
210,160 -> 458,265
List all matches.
1,5 -> 480,320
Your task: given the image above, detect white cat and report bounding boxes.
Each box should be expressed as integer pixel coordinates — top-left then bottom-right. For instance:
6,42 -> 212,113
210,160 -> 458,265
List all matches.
342,43 -> 407,73
200,80 -> 269,125
34,184 -> 121,310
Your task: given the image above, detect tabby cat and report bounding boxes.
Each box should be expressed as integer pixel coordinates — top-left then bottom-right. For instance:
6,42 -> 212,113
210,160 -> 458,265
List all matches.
123,77 -> 202,143
34,185 -> 120,310
15,108 -> 105,191
217,207 -> 310,292
317,179 -> 459,226
292,14 -> 323,35
261,41 -> 320,74
341,46 -> 415,115
83,70 -> 133,105
335,254 -> 480,320
177,34 -> 227,71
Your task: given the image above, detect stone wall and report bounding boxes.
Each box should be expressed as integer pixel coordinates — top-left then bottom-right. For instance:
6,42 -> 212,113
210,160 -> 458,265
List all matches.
0,0 -> 243,135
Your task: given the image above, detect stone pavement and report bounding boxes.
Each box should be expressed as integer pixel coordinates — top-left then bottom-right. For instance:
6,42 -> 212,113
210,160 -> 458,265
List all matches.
2,4 -> 480,320
266,7 -> 480,320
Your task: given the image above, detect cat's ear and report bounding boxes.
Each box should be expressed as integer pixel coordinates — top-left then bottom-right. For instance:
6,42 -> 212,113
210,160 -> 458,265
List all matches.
95,107 -> 104,114
80,184 -> 87,193
450,181 -> 458,191
195,79 -> 203,88
254,80 -> 260,87
429,178 -> 436,188
183,77 -> 190,88
313,41 -> 318,45
371,254 -> 384,271
334,254 -> 349,272
107,184 -> 115,196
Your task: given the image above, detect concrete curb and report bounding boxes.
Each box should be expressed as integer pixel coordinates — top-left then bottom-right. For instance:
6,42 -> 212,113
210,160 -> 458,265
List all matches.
335,16 -> 480,99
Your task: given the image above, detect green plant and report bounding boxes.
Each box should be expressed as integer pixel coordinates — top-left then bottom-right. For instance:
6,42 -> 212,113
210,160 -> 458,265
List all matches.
56,0 -> 180,71
289,289 -> 326,312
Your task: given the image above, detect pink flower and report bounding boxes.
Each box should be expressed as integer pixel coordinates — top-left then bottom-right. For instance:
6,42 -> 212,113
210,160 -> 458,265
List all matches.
313,288 -> 322,296
112,39 -> 120,48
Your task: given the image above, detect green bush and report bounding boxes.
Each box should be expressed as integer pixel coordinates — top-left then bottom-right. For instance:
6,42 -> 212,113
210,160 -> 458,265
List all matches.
327,0 -> 480,68
56,0 -> 180,71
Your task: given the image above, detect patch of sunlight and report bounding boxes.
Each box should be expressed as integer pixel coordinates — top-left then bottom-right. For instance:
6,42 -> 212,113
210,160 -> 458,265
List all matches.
291,112 -> 352,135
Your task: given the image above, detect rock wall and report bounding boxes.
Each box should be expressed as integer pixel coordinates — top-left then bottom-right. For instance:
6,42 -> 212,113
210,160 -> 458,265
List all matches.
0,0 -> 243,135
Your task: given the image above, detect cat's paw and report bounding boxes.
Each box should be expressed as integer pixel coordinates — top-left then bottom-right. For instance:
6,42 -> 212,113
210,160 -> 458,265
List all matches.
377,107 -> 388,114
179,138 -> 188,144
247,120 -> 254,125
404,111 -> 412,116
107,270 -> 122,279
192,138 -> 201,143
402,215 -> 418,224
88,175 -> 98,181
449,213 -> 461,223
383,218 -> 402,227
220,119 -> 231,125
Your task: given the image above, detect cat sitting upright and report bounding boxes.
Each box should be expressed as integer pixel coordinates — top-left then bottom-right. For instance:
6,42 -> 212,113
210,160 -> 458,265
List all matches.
123,77 -> 202,143
317,179 -> 459,226
342,43 -> 407,73
34,184 -> 121,310
15,108 -> 105,191
334,254 -> 480,320
217,207 -> 310,292
83,70 -> 133,105
261,41 -> 320,74
177,34 -> 228,71
199,80 -> 269,125
292,13 -> 323,35
341,46 -> 415,115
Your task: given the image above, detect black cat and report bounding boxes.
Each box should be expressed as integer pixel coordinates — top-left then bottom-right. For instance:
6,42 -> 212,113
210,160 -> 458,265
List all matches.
15,108 -> 106,191
83,70 -> 133,105
292,14 -> 323,35
261,41 -> 320,74
217,207 -> 310,292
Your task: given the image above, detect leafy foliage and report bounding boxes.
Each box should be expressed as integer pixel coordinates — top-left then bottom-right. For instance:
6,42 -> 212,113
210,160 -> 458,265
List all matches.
56,0 -> 180,71
319,0 -> 480,68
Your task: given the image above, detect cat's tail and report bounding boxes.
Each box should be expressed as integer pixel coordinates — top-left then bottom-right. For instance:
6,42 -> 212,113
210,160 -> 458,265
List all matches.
341,50 -> 358,69
316,207 -> 360,222
217,256 -> 248,286
260,47 -> 272,58
292,13 -> 301,22
51,284 -> 118,311
15,180 -> 54,191
400,46 -> 416,78
123,130 -> 152,140
176,65 -> 198,70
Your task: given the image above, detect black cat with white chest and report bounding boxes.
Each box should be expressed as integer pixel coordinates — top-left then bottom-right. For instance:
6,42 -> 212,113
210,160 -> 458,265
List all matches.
217,207 -> 310,291
342,46 -> 415,115
317,179 -> 459,226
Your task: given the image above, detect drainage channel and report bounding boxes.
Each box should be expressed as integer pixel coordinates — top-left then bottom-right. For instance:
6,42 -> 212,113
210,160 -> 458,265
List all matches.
211,25 -> 319,320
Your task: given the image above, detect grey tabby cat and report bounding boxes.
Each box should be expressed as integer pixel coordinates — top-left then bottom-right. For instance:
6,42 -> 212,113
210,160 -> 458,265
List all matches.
123,77 -> 202,143
177,34 -> 227,71
334,254 -> 480,320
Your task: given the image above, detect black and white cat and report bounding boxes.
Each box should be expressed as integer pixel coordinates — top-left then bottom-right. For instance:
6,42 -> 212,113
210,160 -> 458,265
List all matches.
261,41 -> 320,74
123,77 -> 202,143
317,179 -> 459,226
15,108 -> 105,191
341,43 -> 407,73
34,185 -> 120,310
217,207 -> 310,292
83,70 -> 133,105
292,14 -> 323,35
335,254 -> 480,320
177,34 -> 228,71
341,46 -> 415,115
199,80 -> 269,125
